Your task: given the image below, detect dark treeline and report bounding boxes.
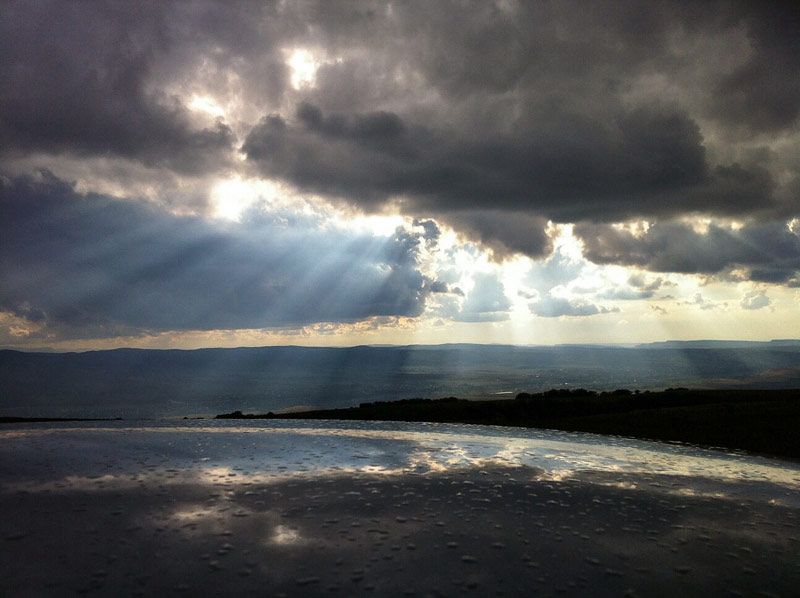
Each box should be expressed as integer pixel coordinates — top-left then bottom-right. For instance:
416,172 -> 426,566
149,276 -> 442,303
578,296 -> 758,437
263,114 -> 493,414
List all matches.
217,388 -> 800,460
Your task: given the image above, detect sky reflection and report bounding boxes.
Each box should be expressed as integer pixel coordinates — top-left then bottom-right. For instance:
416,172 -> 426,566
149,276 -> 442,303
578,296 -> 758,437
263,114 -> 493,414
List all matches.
3,420 -> 800,597
2,420 -> 799,506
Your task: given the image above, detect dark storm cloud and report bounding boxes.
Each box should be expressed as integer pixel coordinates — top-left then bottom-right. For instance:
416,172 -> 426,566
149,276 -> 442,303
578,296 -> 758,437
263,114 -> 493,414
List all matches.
575,220 -> 800,284
712,2 -> 800,132
295,102 -> 407,147
412,219 -> 440,248
241,110 -> 417,202
436,212 -> 552,259
238,0 -> 796,247
0,1 -> 291,173
0,172 -> 430,336
243,104 -> 744,224
2,0 -> 798,267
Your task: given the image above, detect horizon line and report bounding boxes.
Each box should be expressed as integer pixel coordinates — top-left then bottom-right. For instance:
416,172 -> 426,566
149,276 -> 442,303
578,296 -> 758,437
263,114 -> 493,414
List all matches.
3,338 -> 799,354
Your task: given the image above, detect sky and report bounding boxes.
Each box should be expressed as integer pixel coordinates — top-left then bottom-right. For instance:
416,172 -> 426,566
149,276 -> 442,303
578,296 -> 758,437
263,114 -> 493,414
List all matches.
1,0 -> 799,351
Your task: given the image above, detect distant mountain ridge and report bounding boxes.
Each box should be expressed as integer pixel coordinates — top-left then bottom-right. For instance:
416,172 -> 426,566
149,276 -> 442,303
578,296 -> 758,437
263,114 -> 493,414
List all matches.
1,342 -> 799,418
4,339 -> 799,353
636,340 -> 800,349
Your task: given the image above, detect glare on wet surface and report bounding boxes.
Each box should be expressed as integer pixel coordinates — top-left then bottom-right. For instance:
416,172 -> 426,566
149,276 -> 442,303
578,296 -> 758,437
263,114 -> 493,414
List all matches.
2,420 -> 799,596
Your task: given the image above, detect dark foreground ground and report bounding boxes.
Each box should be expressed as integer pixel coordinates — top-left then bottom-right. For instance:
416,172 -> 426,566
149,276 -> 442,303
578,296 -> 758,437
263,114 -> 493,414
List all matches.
2,419 -> 799,597
4,465 -> 799,597
218,389 -> 800,460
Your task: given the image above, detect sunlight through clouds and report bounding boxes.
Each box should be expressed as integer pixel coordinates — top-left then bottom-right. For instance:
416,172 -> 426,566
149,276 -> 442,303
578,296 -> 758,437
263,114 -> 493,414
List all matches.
188,95 -> 227,119
1,1 -> 798,348
286,48 -> 319,89
211,177 -> 266,221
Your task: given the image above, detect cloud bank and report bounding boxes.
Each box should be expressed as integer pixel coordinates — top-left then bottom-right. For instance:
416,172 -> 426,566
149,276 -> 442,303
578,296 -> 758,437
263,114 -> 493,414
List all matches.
1,172 -> 431,338
1,0 -> 799,343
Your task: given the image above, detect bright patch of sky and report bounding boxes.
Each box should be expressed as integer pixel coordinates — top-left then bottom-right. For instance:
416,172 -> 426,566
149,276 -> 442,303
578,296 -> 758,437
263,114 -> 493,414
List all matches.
287,49 -> 319,90
188,95 -> 226,119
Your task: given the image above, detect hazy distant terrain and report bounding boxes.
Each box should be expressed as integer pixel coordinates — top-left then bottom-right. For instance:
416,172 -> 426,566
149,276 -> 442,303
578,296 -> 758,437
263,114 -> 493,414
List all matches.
1,342 -> 799,418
